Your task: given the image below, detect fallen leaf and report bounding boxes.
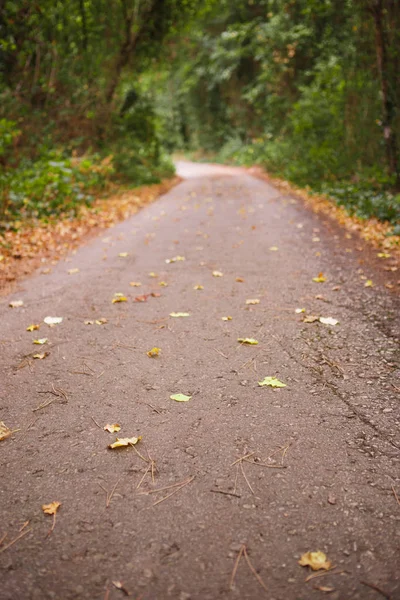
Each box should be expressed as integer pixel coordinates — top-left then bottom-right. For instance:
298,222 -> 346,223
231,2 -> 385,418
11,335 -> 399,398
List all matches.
295,308 -> 305,313
312,237 -> 320,242
159,281 -> 168,287
148,272 -> 158,278
33,338 -> 48,345
9,300 -> 24,308
96,318 -> 108,325
129,281 -> 142,287
385,283 -> 394,289
0,422 -> 12,441
377,253 -> 391,259
112,581 -> 130,595
299,551 -> 331,571
150,292 -> 161,298
313,273 -> 326,283
222,316 -> 232,321
44,316 -> 63,325
108,436 -> 141,449
26,324 -> 39,331
112,293 -> 127,303
170,393 -> 191,402
236,277 -> 244,282
84,320 -> 94,325
165,255 -> 185,263
246,299 -> 260,305
169,312 -> 190,317
193,284 -> 204,290
33,352 -> 49,359
314,586 -> 335,593
269,246 -> 279,251
147,347 -> 161,357
118,252 -> 129,257
319,317 -> 339,326
364,279 -> 374,287
134,294 -> 148,302
67,268 -> 79,274
212,270 -> 223,277
237,338 -> 258,345
303,315 -> 319,323
42,501 -> 61,515
104,423 -> 121,433
327,493 -> 337,505
258,376 -> 287,388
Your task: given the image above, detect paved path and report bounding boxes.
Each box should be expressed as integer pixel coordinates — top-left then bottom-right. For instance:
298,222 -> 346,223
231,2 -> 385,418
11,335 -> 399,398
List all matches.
1,162 -> 399,600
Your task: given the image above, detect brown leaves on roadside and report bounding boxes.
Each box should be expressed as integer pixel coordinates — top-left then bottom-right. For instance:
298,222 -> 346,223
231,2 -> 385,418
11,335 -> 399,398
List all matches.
303,315 -> 319,323
245,299 -> 260,305
0,422 -> 12,441
235,277 -> 244,282
33,338 -> 48,345
299,551 -> 331,571
26,324 -> 39,331
129,281 -> 142,287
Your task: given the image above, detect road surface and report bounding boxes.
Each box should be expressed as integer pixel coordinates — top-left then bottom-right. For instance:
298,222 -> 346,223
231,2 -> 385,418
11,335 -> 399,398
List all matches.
1,161 -> 399,600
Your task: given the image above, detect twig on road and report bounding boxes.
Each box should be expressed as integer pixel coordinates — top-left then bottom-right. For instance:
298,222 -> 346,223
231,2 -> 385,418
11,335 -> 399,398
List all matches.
91,416 -> 103,429
361,580 -> 392,599
391,484 -> 400,507
0,528 -> 32,554
98,478 -> 122,508
229,544 -> 268,593
210,489 -> 241,498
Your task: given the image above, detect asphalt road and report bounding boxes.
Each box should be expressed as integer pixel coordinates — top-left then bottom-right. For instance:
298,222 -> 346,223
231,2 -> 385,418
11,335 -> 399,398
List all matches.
1,161 -> 399,600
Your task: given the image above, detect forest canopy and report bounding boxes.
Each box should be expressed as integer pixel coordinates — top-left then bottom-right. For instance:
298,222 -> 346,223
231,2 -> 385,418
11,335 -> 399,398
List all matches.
1,0 -> 399,227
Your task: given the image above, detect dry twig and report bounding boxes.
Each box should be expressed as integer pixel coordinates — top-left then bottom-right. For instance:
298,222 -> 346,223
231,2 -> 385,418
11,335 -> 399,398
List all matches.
0,528 -> 32,554
391,484 -> 400,507
361,580 -> 392,600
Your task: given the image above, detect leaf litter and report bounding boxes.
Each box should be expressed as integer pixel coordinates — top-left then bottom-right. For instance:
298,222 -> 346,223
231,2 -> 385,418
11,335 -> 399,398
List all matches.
44,316 -> 63,326
170,393 -> 191,402
104,424 -> 121,433
108,436 -> 142,449
147,347 -> 161,357
237,338 -> 258,345
258,377 -> 286,388
299,551 -> 332,571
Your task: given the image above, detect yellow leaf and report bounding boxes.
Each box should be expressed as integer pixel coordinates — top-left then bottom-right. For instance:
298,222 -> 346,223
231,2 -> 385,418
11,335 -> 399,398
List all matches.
222,316 -> 232,321
112,293 -> 127,303
212,270 -> 223,277
165,255 -> 185,263
235,277 -> 244,282
42,501 -> 61,515
84,320 -> 94,325
108,436 -> 142,449
193,284 -> 204,290
148,272 -> 158,278
269,246 -> 279,251
258,376 -> 286,388
9,300 -> 24,308
170,393 -> 191,402
147,347 -> 161,357
312,273 -> 326,283
118,252 -> 129,257
67,268 -> 80,274
0,421 -> 12,441
96,318 -> 108,325
319,317 -> 339,326
33,338 -> 48,345
104,423 -> 121,433
246,299 -> 260,305
129,281 -> 142,287
298,551 -> 331,571
377,253 -> 391,259
237,338 -> 258,345
33,352 -> 49,359
26,324 -> 40,331
295,308 -> 305,313
159,281 -> 168,287
169,312 -> 190,317
364,280 -> 374,287
303,315 -> 319,323
44,316 -> 62,325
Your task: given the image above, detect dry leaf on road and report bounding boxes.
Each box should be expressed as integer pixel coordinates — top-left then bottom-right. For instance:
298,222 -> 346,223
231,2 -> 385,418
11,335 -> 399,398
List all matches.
169,312 -> 190,317
9,300 -> 24,308
319,317 -> 339,326
312,273 -> 326,283
299,551 -> 331,571
44,316 -> 63,326
112,293 -> 127,303
33,352 -> 49,359
246,299 -> 260,305
147,347 -> 161,357
212,270 -> 223,277
108,436 -> 142,449
33,338 -> 48,345
0,422 -> 12,441
104,424 -> 121,433
258,377 -> 287,388
42,501 -> 61,515
170,393 -> 191,402
26,324 -> 40,331
237,338 -> 258,345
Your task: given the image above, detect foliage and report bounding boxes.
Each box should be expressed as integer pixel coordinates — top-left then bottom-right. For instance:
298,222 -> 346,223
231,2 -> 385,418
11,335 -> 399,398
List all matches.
158,0 -> 400,225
